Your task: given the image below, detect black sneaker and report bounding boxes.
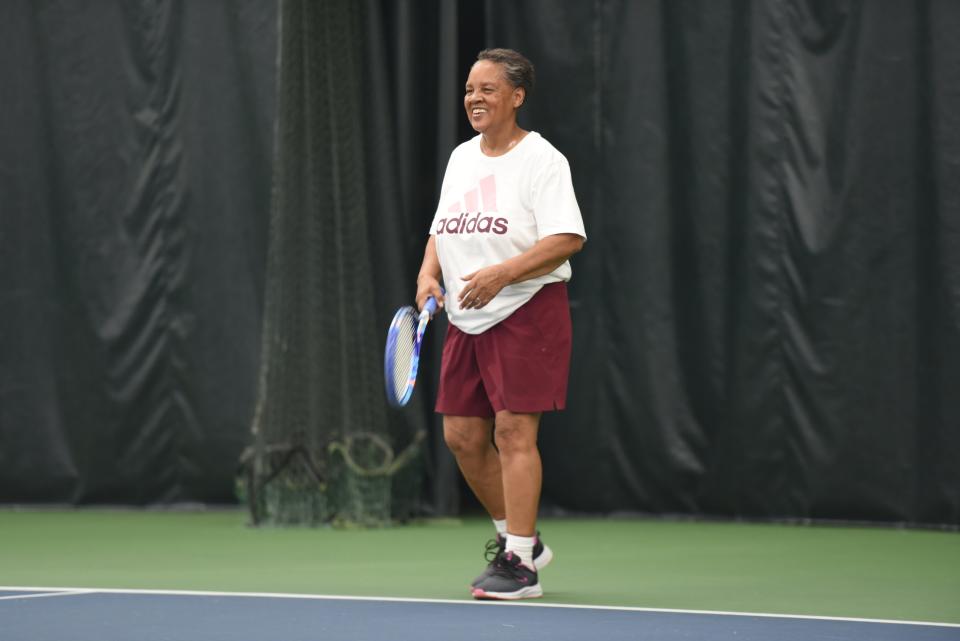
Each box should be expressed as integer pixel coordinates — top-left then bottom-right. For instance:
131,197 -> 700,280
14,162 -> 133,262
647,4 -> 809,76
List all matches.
469,536 -> 504,587
472,551 -> 542,600
469,532 -> 553,587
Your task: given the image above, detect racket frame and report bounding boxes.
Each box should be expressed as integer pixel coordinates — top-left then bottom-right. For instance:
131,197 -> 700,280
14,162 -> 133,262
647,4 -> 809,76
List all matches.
384,296 -> 438,407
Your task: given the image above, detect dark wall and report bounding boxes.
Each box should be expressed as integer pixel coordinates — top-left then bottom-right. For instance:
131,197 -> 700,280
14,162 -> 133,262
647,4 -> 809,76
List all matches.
0,0 -> 276,502
2,0 -> 957,524
483,0 -> 960,523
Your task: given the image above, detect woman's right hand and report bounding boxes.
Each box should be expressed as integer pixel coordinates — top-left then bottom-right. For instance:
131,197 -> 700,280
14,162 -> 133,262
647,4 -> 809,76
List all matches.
415,275 -> 445,316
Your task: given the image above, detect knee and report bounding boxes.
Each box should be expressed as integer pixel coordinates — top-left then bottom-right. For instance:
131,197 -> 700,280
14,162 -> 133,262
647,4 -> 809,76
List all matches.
443,421 -> 492,458
493,417 -> 538,456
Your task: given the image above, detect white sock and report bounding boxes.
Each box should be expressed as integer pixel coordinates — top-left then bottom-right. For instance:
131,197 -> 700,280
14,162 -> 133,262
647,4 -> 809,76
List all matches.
505,533 -> 536,570
492,519 -> 507,536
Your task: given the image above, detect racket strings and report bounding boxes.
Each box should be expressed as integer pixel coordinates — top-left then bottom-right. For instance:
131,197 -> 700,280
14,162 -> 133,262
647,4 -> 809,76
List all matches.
390,312 -> 418,401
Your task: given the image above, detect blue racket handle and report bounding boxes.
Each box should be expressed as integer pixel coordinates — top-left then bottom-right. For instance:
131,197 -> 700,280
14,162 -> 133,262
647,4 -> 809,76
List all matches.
422,287 -> 444,317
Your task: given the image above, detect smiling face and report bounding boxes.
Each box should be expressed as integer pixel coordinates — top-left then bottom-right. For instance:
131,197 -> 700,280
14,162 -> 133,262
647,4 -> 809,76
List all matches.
464,60 -> 525,134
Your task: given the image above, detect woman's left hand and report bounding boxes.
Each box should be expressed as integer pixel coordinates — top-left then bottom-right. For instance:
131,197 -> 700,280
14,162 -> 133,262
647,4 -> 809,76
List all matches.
459,264 -> 511,310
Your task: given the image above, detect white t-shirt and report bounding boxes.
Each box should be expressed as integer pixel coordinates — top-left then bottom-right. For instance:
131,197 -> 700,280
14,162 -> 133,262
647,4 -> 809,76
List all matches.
430,132 -> 586,334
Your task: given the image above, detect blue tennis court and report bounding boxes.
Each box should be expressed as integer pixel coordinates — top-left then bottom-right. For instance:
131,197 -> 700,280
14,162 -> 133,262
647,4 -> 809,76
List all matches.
2,588 -> 958,641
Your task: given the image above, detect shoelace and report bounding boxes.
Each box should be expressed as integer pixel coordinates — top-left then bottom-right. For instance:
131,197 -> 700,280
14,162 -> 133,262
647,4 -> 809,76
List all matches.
483,537 -> 504,563
491,552 -> 527,578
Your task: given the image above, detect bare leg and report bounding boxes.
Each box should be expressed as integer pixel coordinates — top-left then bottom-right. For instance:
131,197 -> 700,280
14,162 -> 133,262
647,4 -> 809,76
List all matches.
493,410 -> 542,537
443,415 -> 505,520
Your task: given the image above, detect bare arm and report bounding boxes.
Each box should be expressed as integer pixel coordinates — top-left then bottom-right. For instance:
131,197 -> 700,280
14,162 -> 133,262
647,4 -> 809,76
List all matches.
459,233 -> 584,310
415,235 -> 445,312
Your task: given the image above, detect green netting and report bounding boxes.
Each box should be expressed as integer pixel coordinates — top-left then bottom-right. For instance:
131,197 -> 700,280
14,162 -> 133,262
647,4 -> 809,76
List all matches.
240,0 -> 424,528
237,430 -> 425,527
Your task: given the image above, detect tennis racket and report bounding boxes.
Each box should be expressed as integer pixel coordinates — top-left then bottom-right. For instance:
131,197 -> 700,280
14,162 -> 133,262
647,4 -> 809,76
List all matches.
384,294 -> 441,407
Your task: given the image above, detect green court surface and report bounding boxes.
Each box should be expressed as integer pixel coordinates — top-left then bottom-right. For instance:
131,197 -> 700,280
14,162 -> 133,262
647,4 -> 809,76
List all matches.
1,509 -> 957,624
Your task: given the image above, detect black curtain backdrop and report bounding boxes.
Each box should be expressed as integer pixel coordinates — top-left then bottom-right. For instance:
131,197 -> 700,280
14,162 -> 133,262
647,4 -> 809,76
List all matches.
483,0 -> 960,523
1,0 -> 957,525
0,0 -> 276,503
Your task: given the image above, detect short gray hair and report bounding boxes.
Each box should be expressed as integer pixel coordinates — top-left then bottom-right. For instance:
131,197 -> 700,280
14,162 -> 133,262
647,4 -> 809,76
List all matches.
477,48 -> 535,102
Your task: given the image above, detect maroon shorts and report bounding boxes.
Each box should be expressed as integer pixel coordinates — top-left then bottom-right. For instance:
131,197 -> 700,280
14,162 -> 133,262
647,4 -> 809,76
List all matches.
435,282 -> 572,417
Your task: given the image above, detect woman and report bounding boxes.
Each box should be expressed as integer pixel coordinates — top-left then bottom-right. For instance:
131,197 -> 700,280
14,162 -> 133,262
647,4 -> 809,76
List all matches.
416,48 -> 586,600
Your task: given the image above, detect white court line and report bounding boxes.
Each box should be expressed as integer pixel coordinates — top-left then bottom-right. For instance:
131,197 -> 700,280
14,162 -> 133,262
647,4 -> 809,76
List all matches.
0,589 -> 93,601
1,585 -> 958,629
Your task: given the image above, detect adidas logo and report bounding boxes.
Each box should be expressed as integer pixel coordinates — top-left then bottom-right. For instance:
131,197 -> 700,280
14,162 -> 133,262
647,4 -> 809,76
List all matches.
436,212 -> 508,235
437,173 -> 509,236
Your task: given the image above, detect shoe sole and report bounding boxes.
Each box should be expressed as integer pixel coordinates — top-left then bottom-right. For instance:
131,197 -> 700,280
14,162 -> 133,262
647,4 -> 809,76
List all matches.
471,584 -> 543,600
533,544 -> 553,571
